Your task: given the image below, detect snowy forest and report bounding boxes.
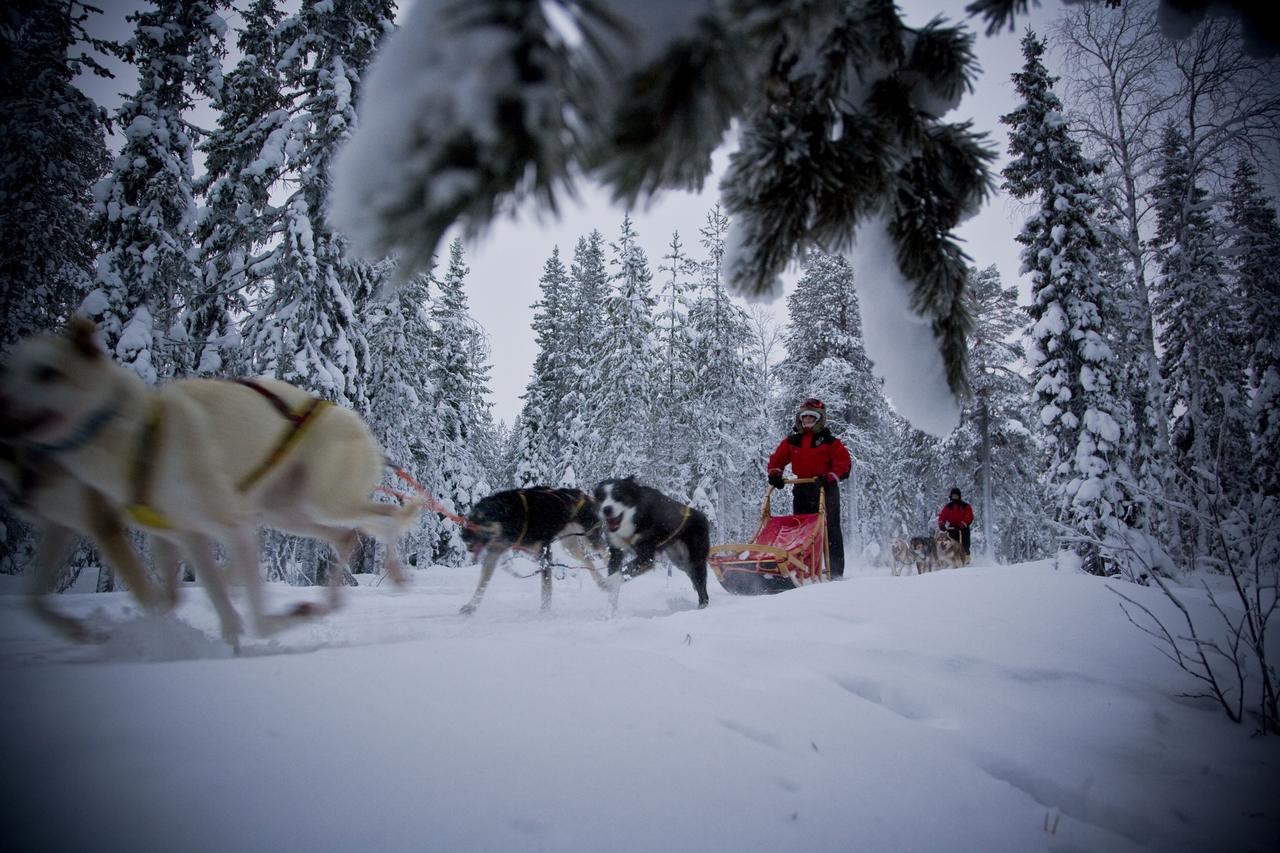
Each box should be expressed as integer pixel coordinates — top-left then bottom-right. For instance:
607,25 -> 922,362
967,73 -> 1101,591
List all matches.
1,0 -> 1277,606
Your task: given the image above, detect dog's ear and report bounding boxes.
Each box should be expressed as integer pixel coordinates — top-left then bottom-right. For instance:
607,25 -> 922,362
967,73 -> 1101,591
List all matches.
67,316 -> 104,360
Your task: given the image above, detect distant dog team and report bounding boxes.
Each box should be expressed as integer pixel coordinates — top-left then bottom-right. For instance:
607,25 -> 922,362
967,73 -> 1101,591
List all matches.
890,530 -> 968,575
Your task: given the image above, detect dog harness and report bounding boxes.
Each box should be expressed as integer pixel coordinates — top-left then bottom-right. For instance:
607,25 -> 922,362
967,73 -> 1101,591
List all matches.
653,503 -> 692,549
121,380 -> 332,529
513,491 -> 532,549
232,379 -> 333,492
31,399 -> 119,456
126,400 -> 173,528
509,489 -> 593,551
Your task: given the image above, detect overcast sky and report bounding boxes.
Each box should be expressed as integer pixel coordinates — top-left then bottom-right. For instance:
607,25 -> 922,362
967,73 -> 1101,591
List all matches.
79,0 -> 1059,425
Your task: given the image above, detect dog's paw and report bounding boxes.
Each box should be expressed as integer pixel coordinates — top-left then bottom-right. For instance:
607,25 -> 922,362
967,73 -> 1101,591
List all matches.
459,603 -> 477,616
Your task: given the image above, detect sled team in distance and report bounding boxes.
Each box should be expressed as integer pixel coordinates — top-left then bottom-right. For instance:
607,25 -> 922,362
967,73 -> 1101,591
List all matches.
889,487 -> 975,576
1,320 -> 971,648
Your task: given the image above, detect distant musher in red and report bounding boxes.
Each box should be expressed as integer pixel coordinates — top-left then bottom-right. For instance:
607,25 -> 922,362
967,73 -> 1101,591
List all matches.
766,398 -> 852,578
938,487 -> 974,562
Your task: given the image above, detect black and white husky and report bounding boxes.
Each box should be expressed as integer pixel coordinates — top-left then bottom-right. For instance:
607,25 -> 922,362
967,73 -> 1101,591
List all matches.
593,477 -> 710,611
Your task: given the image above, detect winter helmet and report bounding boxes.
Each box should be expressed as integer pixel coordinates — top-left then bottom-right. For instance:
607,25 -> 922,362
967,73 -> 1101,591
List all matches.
794,397 -> 827,431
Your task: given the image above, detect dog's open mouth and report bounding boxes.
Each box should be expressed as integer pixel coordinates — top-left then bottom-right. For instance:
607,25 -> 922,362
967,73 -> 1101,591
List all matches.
605,515 -> 621,532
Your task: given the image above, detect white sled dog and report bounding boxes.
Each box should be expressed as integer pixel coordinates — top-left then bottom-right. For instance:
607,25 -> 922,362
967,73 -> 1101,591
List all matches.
0,319 -> 421,645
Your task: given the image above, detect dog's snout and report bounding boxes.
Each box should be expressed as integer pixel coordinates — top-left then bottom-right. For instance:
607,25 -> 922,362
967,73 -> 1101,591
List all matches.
601,504 -> 616,518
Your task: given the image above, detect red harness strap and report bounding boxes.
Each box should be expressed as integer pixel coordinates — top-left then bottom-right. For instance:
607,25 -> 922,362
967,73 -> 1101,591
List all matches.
231,378 -> 332,492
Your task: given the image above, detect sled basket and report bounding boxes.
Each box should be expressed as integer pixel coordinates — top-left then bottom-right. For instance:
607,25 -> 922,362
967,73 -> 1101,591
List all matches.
709,479 -> 830,595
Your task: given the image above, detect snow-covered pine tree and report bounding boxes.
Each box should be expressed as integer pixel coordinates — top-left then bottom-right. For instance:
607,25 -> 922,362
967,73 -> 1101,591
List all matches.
245,0 -> 394,409
779,252 -> 890,554
364,264 -> 443,569
592,215 -> 659,485
82,0 -> 229,384
687,204 -> 759,539
1226,159 -> 1280,498
427,238 -> 494,564
514,246 -> 573,486
883,415 -> 948,541
188,0 -> 287,375
494,414 -> 523,489
1091,194 -> 1165,540
1054,0 -> 1179,543
965,265 -> 1048,562
1001,31 -> 1135,576
651,231 -> 698,496
564,230 -> 610,484
0,0 -> 111,346
1150,124 -> 1251,566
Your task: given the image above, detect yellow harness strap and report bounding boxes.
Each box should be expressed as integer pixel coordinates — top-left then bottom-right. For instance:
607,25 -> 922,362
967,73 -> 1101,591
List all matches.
654,503 -> 692,549
514,491 -> 531,549
126,400 -> 174,529
236,396 -> 332,492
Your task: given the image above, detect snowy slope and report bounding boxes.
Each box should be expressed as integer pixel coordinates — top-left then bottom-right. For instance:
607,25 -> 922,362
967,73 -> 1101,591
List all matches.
0,558 -> 1275,853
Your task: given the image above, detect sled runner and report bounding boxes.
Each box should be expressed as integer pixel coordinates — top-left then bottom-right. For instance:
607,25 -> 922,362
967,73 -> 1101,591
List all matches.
708,478 -> 830,594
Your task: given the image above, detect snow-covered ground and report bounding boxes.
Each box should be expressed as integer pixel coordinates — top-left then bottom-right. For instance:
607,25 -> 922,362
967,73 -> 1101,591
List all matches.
1,555 -> 1275,852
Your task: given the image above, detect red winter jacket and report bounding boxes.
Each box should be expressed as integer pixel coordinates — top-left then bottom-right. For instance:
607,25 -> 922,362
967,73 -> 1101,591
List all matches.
767,429 -> 852,481
938,500 -> 974,530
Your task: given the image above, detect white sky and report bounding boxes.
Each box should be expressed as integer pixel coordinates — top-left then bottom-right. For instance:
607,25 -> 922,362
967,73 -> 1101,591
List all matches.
79,0 -> 1059,424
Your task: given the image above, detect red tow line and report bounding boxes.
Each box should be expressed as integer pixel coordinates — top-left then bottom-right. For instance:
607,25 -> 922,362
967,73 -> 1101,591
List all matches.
377,462 -> 478,532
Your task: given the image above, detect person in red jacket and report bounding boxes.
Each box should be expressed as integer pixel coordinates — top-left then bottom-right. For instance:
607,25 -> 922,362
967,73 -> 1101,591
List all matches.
767,398 -> 853,578
937,487 -> 974,562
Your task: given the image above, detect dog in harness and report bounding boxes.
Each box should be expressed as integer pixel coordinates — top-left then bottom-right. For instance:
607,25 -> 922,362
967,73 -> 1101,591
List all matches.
593,477 -> 710,613
0,319 -> 422,646
458,487 -> 607,615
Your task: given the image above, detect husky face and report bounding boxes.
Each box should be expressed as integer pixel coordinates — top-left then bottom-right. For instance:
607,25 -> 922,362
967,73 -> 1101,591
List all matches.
0,319 -> 116,445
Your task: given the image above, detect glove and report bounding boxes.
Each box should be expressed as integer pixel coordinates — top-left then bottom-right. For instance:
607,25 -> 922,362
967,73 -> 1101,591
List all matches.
820,472 -> 838,484
768,470 -> 785,489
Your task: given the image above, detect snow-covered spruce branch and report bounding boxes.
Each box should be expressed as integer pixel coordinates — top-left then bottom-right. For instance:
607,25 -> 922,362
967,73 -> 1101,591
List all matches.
331,0 -> 998,408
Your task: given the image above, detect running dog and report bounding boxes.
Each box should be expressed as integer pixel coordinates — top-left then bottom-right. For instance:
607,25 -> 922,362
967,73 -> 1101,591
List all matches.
888,537 -> 913,577
458,487 -> 606,615
593,477 -> 710,612
0,319 -> 422,645
908,535 -> 936,574
1,445 -> 180,641
934,529 -> 966,570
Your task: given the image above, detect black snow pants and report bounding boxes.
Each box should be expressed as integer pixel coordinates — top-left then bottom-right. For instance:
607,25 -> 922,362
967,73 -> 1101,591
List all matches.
792,480 -> 844,578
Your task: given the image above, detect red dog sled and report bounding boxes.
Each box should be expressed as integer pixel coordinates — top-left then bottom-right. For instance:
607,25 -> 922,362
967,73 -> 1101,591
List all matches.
708,478 -> 831,594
